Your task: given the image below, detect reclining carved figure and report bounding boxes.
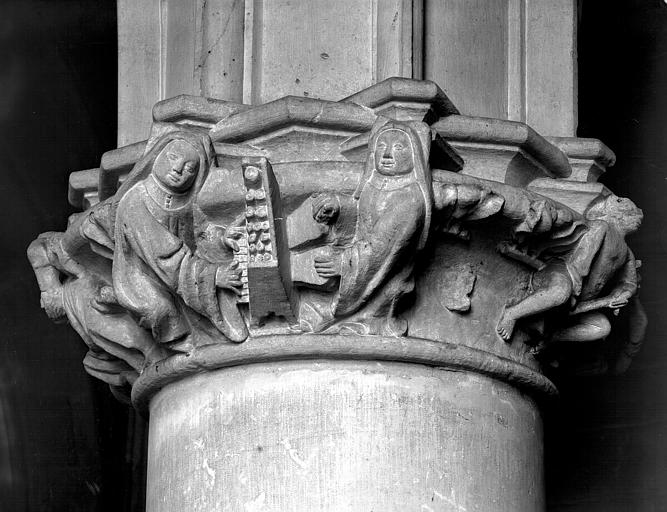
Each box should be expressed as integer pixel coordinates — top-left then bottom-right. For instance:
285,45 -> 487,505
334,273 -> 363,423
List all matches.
496,194 -> 643,344
27,229 -> 160,395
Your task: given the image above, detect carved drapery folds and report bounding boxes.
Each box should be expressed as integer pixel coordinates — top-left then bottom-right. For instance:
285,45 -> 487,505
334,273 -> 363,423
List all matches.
29,78 -> 645,407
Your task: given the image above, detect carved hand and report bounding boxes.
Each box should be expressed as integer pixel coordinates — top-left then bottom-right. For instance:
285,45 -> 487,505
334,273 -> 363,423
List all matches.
215,261 -> 243,295
311,193 -> 340,224
222,230 -> 242,253
91,285 -> 123,314
609,289 -> 633,309
40,288 -> 67,322
314,253 -> 342,278
200,224 -> 242,254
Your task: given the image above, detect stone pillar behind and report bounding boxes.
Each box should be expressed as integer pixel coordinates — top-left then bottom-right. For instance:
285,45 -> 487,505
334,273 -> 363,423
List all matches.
117,0 -> 577,144
424,0 -> 577,136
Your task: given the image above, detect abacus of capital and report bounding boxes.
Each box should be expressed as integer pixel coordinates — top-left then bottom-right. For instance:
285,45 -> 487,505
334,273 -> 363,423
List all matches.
29,2 -> 646,511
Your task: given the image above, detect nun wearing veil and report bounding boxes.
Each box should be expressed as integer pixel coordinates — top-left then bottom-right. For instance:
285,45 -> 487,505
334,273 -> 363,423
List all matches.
312,118 -> 504,336
111,130 -> 247,349
311,119 -> 435,336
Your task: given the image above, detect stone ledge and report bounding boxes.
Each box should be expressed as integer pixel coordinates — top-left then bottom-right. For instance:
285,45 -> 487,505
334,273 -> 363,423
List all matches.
131,334 -> 557,414
209,96 -> 377,143
546,136 -> 616,182
433,115 -> 573,180
152,94 -> 249,126
99,140 -> 147,201
68,168 -> 100,209
341,76 -> 459,121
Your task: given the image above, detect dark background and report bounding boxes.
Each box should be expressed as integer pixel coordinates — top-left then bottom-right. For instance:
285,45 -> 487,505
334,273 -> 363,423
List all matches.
547,1 -> 667,510
1,0 -> 666,510
1,1 -> 143,511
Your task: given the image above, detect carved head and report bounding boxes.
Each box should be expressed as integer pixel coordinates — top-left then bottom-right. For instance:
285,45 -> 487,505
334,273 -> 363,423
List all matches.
373,129 -> 415,176
152,140 -> 201,193
356,118 -> 434,250
586,194 -> 643,235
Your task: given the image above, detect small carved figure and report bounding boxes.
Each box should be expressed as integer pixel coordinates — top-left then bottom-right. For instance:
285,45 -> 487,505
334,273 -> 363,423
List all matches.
496,194 -> 643,343
309,119 -> 503,335
112,130 -> 248,349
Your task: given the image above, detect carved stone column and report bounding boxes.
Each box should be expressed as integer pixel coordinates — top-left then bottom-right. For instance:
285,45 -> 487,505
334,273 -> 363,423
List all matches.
143,338 -> 548,511
31,3 -> 646,512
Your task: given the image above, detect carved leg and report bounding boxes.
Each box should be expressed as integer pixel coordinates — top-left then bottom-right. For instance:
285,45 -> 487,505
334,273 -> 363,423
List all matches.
496,305 -> 518,341
613,296 -> 647,374
497,265 -> 573,341
551,311 -> 611,343
85,286 -> 169,370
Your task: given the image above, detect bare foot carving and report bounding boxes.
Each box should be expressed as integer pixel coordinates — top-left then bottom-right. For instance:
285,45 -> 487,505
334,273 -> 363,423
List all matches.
497,305 -> 516,342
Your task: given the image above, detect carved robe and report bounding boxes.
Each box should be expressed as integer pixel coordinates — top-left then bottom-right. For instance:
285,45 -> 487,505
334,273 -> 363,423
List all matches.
319,119 -> 436,336
319,120 -> 504,336
63,274 -> 144,386
333,173 -> 425,335
113,176 -> 220,345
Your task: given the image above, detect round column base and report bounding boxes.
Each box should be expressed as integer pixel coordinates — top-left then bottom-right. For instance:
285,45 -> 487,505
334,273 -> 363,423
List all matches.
147,351 -> 545,511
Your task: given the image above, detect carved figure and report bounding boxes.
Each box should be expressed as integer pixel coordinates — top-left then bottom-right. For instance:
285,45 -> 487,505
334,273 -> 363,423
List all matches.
309,119 -> 503,335
112,130 -> 248,349
27,128 -> 249,383
496,194 -> 643,343
27,231 -> 163,392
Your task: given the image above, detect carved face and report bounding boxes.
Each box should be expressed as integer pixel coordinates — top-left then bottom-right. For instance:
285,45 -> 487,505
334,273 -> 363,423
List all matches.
374,129 -> 414,176
608,195 -> 643,234
153,140 -> 201,192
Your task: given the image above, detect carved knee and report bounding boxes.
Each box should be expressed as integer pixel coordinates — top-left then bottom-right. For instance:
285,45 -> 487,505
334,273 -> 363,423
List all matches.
533,268 -> 574,304
573,312 -> 611,341
541,269 -> 573,306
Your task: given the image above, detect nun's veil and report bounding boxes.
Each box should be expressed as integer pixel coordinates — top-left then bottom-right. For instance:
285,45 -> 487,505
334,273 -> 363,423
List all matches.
109,129 -> 217,236
354,118 -> 434,250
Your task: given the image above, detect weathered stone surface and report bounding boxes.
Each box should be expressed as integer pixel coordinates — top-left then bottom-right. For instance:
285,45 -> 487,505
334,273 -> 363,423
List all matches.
25,0 -> 654,509
131,334 -> 556,413
29,76 -> 644,511
117,1 -> 579,140
34,76 -> 645,415
147,360 -> 544,512
439,262 -> 476,312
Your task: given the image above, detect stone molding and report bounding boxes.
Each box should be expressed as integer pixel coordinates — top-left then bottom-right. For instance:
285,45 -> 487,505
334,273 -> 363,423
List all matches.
132,334 -> 558,414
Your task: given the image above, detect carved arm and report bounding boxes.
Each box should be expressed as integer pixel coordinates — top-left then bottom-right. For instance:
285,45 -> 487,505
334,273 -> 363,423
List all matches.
572,251 -> 639,315
431,181 -> 504,239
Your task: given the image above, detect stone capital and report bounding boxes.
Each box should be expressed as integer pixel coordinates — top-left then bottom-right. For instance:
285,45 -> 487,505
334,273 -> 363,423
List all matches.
30,77 -> 645,511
